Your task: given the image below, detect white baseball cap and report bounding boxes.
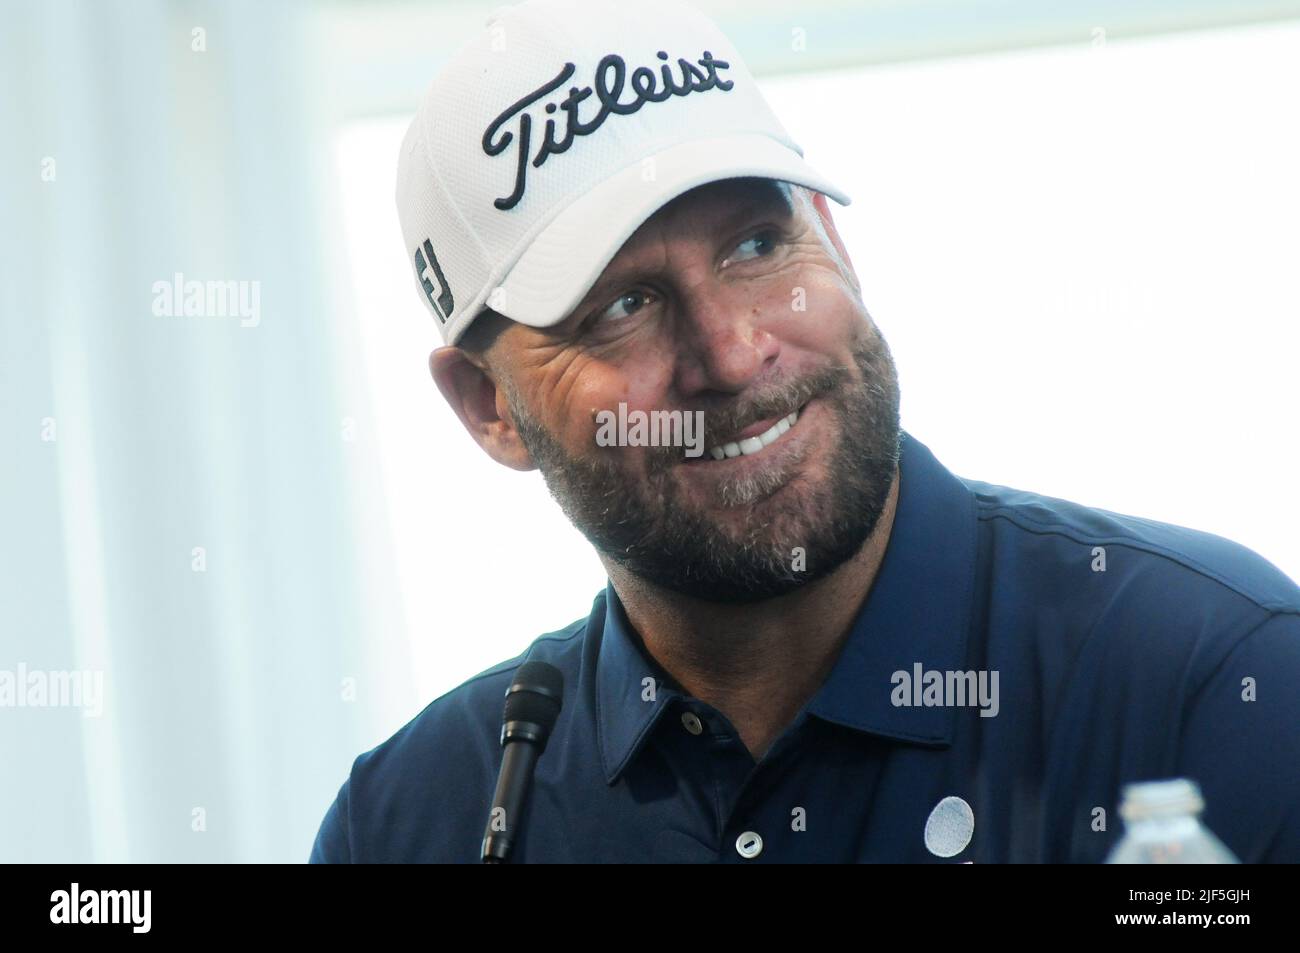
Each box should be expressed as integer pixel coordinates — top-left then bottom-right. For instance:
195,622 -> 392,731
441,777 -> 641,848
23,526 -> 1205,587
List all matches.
395,0 -> 851,346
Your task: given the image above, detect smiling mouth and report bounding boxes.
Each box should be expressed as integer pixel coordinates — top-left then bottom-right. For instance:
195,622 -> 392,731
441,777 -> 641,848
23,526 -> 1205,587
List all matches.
697,403 -> 805,461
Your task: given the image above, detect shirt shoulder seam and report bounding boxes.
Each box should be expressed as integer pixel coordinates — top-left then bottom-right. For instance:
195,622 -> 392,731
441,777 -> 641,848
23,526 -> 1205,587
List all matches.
972,499 -> 1300,614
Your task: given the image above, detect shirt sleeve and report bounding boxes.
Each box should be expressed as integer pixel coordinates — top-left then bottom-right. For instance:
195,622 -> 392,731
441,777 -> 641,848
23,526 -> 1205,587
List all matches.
308,778 -> 353,864
1176,610 -> 1300,863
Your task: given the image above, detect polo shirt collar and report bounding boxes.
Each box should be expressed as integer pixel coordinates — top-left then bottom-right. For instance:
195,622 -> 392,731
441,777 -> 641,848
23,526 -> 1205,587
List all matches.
594,430 -> 978,783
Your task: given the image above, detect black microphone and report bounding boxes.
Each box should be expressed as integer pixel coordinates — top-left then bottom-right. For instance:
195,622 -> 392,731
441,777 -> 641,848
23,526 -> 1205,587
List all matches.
481,660 -> 564,863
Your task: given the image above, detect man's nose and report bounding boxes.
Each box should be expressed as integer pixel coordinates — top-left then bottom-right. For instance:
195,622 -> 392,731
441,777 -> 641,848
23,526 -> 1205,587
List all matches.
672,288 -> 781,395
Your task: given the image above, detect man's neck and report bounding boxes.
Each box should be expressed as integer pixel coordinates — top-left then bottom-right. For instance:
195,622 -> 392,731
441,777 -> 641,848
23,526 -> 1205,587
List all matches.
604,468 -> 900,762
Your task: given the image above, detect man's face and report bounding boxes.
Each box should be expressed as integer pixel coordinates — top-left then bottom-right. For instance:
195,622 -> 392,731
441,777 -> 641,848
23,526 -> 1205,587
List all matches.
477,177 -> 900,603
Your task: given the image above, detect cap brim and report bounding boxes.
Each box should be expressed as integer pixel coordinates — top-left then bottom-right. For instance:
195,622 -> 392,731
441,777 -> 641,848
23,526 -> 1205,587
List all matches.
487,132 -> 851,335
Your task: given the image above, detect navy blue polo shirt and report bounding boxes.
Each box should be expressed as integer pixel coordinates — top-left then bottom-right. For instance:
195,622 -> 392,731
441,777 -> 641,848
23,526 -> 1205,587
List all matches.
309,431 -> 1300,863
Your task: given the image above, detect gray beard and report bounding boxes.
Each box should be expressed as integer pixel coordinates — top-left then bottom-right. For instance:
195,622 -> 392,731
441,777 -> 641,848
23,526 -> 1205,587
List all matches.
506,328 -> 902,604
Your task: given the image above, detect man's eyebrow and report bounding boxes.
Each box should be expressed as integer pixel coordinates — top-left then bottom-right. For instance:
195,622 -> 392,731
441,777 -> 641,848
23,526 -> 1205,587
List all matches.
572,182 -> 795,316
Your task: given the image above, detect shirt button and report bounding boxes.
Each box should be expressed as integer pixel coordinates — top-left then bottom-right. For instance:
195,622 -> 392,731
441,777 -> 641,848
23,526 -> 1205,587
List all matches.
735,831 -> 763,859
680,711 -> 704,735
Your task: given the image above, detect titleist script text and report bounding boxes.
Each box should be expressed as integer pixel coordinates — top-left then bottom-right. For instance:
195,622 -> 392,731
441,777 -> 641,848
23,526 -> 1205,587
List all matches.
482,50 -> 733,210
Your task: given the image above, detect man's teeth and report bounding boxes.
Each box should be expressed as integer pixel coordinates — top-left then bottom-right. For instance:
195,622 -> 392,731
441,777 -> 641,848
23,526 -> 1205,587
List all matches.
706,409 -> 799,460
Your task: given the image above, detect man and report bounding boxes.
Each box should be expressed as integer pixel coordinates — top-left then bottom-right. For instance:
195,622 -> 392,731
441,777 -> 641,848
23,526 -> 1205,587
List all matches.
311,0 -> 1300,862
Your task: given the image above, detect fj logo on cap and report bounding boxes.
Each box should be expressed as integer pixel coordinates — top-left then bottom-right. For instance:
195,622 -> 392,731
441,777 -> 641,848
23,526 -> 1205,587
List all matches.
414,237 -> 454,323
482,50 -> 734,211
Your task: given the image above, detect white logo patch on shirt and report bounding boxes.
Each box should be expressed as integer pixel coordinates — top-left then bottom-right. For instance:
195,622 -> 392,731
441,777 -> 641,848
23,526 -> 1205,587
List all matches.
925,795 -> 975,858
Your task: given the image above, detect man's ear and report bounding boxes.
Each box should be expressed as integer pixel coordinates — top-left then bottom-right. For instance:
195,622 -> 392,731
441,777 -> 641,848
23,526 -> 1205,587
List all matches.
428,346 -> 536,471
810,190 -> 862,296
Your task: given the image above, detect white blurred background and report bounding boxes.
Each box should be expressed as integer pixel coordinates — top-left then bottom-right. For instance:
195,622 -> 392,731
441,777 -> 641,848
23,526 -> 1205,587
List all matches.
3,0 -> 1298,862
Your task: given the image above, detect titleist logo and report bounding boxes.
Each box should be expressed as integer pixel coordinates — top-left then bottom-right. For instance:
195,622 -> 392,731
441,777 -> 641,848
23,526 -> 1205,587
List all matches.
482,50 -> 734,211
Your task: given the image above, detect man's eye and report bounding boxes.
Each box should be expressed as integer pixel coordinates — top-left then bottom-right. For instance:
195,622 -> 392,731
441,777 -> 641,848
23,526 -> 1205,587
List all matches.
727,230 -> 778,264
597,289 -> 655,323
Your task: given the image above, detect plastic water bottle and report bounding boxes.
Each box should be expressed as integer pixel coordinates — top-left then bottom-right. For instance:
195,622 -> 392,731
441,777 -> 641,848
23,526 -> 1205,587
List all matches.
1105,778 -> 1240,863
